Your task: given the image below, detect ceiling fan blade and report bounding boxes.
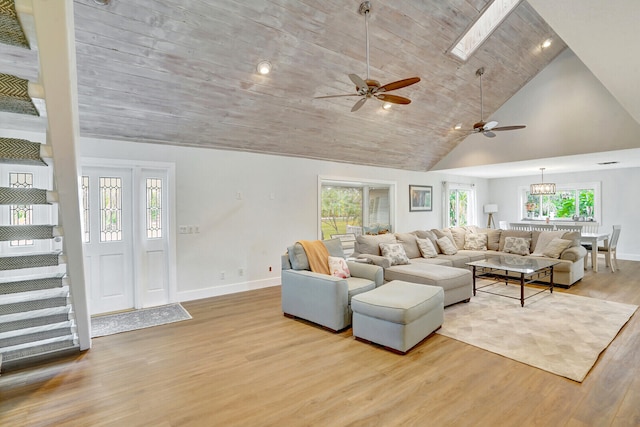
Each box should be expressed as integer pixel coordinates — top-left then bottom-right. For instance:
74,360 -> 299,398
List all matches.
379,77 -> 421,92
349,74 -> 368,91
483,120 -> 499,131
375,93 -> 411,105
483,131 -> 496,138
314,93 -> 360,99
351,97 -> 367,112
493,125 -> 527,131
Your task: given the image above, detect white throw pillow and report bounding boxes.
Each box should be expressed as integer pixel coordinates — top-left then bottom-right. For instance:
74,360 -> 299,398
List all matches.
328,256 -> 351,278
531,231 -> 565,256
503,236 -> 531,256
464,233 -> 488,251
379,243 -> 410,266
542,238 -> 572,259
416,238 -> 438,258
436,236 -> 458,255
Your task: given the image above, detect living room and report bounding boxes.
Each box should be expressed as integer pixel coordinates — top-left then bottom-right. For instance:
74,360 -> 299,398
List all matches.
1,0 -> 640,424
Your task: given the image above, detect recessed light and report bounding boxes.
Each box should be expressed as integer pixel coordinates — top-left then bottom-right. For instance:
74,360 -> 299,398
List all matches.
93,0 -> 110,5
541,38 -> 552,49
257,61 -> 272,75
382,102 -> 392,110
454,123 -> 462,130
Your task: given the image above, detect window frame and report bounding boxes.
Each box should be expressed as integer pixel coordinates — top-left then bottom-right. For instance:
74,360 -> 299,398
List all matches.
518,181 -> 601,223
318,176 -> 396,240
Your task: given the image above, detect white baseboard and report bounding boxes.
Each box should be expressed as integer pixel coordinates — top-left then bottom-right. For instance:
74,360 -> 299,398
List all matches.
176,277 -> 281,302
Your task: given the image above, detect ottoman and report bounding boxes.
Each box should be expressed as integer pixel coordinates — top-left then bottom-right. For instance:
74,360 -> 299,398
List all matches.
350,280 -> 444,354
384,263 -> 472,307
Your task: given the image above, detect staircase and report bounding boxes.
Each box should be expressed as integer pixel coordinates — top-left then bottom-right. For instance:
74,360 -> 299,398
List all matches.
0,0 -> 90,371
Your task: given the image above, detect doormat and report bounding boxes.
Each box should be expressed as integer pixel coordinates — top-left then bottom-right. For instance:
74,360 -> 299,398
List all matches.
91,303 -> 192,338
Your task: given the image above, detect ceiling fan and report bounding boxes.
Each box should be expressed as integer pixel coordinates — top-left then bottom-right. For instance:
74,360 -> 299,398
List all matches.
314,1 -> 420,112
462,67 -> 526,138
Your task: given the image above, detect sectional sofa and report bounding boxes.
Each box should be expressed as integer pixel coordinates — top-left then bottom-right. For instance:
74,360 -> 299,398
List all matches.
352,226 -> 587,289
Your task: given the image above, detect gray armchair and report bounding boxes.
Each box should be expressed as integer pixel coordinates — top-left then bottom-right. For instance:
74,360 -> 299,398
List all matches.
281,240 -> 383,332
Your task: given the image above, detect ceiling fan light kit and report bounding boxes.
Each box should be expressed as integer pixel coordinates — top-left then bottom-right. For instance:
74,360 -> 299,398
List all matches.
314,1 -> 420,112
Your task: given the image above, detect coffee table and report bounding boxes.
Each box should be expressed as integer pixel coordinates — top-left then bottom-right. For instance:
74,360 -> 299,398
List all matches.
466,256 -> 559,307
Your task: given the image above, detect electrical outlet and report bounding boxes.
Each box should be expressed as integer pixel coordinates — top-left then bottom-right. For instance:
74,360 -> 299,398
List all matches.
220,271 -> 225,280
179,226 -> 188,234
269,266 -> 272,272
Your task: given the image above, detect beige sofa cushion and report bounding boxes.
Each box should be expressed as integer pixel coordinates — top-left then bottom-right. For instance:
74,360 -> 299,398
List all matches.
355,233 -> 397,256
395,232 -> 421,259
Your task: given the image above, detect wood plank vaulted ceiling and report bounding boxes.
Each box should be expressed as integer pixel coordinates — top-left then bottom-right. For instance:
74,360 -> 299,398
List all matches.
0,0 -> 566,171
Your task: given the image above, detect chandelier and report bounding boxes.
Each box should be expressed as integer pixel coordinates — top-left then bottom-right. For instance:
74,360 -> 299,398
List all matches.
530,168 -> 556,195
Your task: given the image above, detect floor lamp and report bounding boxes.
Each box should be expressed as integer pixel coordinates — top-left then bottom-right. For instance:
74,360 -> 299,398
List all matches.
484,204 -> 498,229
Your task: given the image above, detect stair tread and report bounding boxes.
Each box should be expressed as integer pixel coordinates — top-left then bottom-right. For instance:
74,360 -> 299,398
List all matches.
0,324 -> 73,349
1,336 -> 77,363
0,310 -> 70,333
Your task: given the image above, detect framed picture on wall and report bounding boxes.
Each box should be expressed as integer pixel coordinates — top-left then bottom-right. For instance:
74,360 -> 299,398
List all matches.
409,185 -> 433,212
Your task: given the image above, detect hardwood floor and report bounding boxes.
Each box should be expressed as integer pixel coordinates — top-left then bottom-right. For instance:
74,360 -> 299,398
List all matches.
2,260 -> 639,426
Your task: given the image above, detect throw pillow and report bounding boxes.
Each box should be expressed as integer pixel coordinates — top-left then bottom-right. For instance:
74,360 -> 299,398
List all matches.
416,238 -> 438,258
464,233 -> 488,251
363,225 -> 379,235
531,231 -> 565,256
542,238 -> 573,259
503,236 -> 531,256
379,243 -> 410,266
287,243 -> 309,270
322,238 -> 345,259
436,236 -> 458,255
328,256 -> 351,278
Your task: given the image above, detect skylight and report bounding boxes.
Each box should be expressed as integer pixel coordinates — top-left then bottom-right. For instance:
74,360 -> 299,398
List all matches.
450,0 -> 522,61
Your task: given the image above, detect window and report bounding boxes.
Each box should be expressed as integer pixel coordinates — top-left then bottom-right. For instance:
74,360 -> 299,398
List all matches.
146,178 -> 162,239
521,182 -> 600,222
9,172 -> 33,246
319,178 -> 395,239
443,182 -> 476,228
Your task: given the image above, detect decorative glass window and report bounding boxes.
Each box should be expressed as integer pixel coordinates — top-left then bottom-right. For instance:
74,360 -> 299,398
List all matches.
9,172 -> 33,246
100,177 -> 122,242
146,178 -> 162,239
81,176 -> 90,243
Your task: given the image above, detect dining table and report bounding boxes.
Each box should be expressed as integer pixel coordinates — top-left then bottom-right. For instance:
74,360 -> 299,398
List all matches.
580,232 -> 610,272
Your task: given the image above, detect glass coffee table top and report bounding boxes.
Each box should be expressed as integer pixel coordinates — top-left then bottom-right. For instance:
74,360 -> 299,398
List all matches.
467,255 -> 559,274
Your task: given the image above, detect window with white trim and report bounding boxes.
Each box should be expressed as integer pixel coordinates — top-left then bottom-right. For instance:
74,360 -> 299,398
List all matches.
443,182 -> 477,228
520,182 -> 600,222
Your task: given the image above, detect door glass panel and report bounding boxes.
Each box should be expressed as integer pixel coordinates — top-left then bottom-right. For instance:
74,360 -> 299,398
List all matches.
81,175 -> 90,243
100,177 -> 122,242
9,172 -> 33,246
146,178 -> 162,239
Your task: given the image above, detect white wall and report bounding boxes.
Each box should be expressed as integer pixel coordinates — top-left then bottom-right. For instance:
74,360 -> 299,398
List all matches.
81,137 -> 484,301
488,168 -> 640,260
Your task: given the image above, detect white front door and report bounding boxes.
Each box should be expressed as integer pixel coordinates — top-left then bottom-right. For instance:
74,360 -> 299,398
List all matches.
83,167 -> 134,314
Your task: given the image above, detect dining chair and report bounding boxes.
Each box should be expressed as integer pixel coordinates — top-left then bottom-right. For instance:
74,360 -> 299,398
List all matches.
556,224 -> 583,234
599,225 -> 621,272
582,225 -> 621,272
530,224 -> 555,231
581,223 -> 600,233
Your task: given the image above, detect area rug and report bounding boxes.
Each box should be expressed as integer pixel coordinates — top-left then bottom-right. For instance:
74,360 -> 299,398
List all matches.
91,303 -> 192,337
437,282 -> 637,382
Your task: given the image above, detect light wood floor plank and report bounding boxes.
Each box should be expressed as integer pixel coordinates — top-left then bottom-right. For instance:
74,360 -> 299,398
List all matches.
1,260 -> 639,426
